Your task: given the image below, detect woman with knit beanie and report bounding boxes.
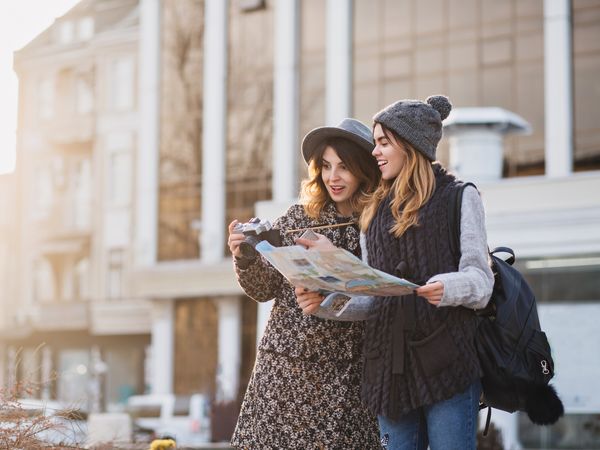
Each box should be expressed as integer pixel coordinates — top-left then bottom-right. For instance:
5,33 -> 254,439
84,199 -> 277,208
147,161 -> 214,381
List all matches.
296,96 -> 494,450
228,118 -> 381,449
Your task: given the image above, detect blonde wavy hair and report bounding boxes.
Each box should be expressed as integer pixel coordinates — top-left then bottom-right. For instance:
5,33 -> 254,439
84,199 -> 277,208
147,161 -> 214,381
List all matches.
360,126 -> 435,237
300,137 -> 381,219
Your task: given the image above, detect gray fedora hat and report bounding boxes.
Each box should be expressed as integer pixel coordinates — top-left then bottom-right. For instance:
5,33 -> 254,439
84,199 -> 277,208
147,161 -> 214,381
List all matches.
301,118 -> 375,164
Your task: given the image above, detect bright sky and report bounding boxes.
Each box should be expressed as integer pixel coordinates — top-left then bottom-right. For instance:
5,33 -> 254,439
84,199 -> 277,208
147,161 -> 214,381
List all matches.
0,0 -> 80,175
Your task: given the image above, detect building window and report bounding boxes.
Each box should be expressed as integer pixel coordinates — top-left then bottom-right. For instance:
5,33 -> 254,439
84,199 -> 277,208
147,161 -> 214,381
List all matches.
73,158 -> 91,228
518,255 -> 600,302
110,57 -> 134,111
38,78 -> 54,120
573,2 -> 600,170
77,17 -> 94,41
75,258 -> 90,301
33,258 -> 55,303
56,69 -> 75,118
76,77 -> 94,114
519,412 -> 600,449
32,165 -> 54,219
58,21 -> 75,45
107,249 -> 124,299
57,350 -> 90,407
108,152 -> 132,207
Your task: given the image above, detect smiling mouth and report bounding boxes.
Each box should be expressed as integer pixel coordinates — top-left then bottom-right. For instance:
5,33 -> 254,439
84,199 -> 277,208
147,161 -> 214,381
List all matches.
377,160 -> 388,167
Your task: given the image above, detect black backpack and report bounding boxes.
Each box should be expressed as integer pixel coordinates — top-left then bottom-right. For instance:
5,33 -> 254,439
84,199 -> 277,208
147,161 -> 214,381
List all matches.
449,182 -> 564,432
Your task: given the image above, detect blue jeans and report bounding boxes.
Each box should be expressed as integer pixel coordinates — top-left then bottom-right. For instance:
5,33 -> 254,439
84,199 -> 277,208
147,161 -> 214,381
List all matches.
378,380 -> 481,450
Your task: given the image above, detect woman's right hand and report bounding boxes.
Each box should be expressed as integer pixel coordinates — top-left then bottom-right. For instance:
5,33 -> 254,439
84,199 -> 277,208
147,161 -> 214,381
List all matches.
294,232 -> 337,251
228,220 -> 244,258
295,286 -> 325,315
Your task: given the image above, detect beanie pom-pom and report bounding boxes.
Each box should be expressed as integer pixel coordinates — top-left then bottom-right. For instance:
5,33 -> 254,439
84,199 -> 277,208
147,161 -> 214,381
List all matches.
426,95 -> 452,120
524,384 -> 564,425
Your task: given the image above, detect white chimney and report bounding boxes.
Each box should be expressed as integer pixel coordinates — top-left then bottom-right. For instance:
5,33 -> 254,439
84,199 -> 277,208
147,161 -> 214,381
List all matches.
443,107 -> 531,183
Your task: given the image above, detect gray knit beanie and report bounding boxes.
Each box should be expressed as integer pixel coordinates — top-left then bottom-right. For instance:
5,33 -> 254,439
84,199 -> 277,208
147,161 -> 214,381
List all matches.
373,95 -> 452,161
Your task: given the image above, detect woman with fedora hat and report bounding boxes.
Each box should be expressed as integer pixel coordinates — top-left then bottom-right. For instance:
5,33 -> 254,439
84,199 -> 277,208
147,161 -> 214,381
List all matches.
296,96 -> 494,450
228,118 -> 381,449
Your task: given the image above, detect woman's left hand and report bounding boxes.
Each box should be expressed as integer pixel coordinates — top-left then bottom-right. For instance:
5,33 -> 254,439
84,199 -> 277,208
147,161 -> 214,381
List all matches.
415,281 -> 444,306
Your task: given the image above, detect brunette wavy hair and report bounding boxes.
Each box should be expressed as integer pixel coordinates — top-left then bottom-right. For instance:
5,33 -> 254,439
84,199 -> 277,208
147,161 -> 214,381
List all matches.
359,125 -> 435,237
300,137 -> 380,218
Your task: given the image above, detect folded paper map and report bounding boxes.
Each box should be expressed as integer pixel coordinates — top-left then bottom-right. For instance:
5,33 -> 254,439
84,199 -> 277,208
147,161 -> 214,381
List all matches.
255,241 -> 419,298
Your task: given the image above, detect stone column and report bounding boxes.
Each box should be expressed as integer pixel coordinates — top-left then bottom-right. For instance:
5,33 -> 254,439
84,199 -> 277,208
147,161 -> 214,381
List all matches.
256,0 -> 302,347
272,0 -> 300,203
201,0 -> 229,263
326,0 -> 353,125
544,0 -> 573,177
215,297 -> 241,402
136,0 -> 161,266
150,301 -> 174,394
90,346 -> 108,413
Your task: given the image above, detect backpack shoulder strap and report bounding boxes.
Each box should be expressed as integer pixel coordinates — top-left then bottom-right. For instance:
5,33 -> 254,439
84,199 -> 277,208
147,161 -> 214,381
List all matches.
448,181 -> 477,261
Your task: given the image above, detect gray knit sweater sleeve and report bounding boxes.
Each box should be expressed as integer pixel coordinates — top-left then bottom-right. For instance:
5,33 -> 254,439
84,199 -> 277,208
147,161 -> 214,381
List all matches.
429,185 -> 494,309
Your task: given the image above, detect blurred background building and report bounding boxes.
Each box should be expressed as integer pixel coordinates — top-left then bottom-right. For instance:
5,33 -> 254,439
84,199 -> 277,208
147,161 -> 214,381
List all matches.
0,0 -> 599,447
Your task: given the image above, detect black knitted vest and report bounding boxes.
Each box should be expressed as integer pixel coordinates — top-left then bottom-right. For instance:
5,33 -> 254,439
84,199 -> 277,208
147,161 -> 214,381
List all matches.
361,164 -> 481,420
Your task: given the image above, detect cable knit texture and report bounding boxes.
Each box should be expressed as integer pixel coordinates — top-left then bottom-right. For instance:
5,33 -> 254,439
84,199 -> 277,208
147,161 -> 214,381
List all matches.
362,164 -> 482,420
231,203 -> 380,449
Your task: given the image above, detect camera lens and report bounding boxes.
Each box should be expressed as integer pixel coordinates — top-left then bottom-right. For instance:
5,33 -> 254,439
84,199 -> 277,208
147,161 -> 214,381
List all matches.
239,236 -> 259,259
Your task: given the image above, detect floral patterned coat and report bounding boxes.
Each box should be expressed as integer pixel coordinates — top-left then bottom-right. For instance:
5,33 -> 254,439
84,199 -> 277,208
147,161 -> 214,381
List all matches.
230,203 -> 380,450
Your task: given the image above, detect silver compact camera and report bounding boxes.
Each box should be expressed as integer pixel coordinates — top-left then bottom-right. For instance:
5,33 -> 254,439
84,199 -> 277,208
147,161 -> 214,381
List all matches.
233,218 -> 282,260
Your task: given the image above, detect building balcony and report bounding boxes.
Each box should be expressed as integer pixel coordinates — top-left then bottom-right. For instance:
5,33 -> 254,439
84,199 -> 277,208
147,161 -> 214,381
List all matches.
90,298 -> 152,335
131,259 -> 240,299
29,300 -> 89,331
0,299 -> 153,338
34,199 -> 92,242
40,115 -> 94,145
35,236 -> 90,258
